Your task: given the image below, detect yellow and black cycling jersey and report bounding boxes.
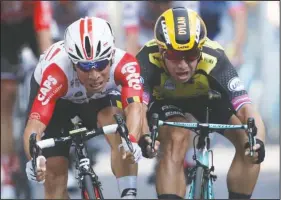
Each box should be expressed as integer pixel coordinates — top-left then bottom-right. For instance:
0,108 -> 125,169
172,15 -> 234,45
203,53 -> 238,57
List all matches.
136,38 -> 251,112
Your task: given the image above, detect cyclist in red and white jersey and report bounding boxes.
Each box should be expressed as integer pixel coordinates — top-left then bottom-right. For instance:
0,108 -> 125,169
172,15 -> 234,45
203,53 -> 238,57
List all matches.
23,17 -> 152,199
1,1 -> 53,197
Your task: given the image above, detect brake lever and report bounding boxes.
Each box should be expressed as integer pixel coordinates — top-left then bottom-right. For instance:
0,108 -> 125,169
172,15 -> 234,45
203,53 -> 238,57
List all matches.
247,118 -> 256,157
150,113 -> 159,151
114,114 -> 134,153
29,133 -> 41,175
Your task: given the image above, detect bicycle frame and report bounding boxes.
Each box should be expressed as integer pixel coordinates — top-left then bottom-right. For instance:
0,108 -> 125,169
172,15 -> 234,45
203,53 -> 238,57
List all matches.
71,132 -> 104,199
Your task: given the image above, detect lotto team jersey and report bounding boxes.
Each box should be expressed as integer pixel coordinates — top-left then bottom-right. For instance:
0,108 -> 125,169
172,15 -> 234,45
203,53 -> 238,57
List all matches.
136,38 -> 252,113
30,41 -> 143,125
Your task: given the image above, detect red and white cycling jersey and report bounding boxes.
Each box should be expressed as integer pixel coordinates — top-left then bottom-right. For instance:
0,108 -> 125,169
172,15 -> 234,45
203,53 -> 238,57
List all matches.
30,41 -> 144,125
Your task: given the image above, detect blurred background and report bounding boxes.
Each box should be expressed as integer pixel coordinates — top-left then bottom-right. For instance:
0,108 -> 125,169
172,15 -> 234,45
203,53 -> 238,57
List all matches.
1,1 -> 279,199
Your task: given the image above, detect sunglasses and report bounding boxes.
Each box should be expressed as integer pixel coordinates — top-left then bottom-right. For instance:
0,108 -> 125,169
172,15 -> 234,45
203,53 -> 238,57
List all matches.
163,48 -> 201,62
77,53 -> 112,72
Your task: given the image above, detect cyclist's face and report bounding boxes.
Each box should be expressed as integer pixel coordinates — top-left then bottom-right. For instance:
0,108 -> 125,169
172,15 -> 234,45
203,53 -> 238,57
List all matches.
74,62 -> 111,93
163,51 -> 200,83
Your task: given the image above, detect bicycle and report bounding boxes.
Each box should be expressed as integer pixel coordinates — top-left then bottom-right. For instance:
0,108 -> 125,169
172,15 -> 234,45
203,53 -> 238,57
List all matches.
29,114 -> 133,199
150,90 -> 257,199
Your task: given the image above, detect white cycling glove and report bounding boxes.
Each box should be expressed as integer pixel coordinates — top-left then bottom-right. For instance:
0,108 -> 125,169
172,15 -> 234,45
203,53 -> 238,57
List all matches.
26,155 -> 46,184
119,136 -> 143,163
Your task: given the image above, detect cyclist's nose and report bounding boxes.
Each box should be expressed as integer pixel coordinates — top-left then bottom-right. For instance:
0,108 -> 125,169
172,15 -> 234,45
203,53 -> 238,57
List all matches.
178,59 -> 189,70
88,69 -> 101,80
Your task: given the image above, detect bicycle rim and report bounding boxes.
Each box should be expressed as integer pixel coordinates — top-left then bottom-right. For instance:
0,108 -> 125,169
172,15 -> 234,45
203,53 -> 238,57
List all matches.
82,175 -> 97,199
194,166 -> 205,199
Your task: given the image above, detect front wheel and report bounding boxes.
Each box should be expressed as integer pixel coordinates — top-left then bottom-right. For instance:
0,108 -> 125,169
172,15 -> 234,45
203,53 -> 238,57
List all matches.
82,174 -> 103,199
194,166 -> 205,199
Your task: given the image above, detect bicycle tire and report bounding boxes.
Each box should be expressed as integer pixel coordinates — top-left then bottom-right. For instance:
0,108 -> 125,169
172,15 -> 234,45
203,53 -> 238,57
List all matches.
194,166 -> 205,199
82,175 -> 96,200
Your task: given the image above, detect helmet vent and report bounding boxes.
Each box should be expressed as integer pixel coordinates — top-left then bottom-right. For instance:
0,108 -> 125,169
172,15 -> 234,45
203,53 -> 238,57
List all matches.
68,53 -> 80,60
100,47 -> 111,58
95,41 -> 101,57
75,44 -> 83,59
106,22 -> 113,35
85,36 -> 92,58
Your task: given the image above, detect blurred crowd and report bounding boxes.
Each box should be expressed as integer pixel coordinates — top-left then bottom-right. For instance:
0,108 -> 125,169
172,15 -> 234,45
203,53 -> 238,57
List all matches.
1,1 -> 279,199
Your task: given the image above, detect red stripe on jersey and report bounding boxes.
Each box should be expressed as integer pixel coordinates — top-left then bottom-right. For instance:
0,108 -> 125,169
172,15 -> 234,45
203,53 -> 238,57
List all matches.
29,64 -> 68,126
87,17 -> 94,60
48,48 -> 61,61
114,53 -> 143,108
45,45 -> 56,60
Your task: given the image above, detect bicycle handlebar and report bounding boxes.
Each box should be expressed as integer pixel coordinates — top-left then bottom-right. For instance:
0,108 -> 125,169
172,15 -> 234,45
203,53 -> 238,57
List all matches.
35,123 -> 119,150
154,117 -> 257,157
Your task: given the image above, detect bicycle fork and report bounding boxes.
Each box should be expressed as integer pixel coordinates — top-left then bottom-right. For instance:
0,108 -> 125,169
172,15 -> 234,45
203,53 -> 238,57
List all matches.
187,139 -> 216,199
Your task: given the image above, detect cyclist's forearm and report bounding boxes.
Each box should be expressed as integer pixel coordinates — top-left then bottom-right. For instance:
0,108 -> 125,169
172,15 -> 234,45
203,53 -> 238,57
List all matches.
23,119 -> 46,160
36,29 -> 53,54
141,104 -> 150,135
236,104 -> 266,142
124,102 -> 145,141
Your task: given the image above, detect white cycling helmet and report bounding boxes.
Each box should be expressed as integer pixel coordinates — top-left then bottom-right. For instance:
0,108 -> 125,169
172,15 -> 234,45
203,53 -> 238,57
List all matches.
64,17 -> 115,64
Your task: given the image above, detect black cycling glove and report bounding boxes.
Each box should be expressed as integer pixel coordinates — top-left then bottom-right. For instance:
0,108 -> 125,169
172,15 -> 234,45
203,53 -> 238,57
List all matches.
244,138 -> 265,164
138,133 -> 153,158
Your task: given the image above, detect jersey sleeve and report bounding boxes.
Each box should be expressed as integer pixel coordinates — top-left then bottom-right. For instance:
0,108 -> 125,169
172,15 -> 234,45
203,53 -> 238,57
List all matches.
135,45 -> 161,105
114,53 -> 144,108
29,63 -> 68,126
210,51 -> 251,112
33,1 -> 53,32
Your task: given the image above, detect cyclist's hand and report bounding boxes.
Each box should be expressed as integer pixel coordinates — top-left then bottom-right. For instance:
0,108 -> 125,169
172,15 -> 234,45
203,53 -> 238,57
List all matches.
26,155 -> 46,184
244,138 -> 265,164
138,134 -> 160,158
119,135 -> 143,164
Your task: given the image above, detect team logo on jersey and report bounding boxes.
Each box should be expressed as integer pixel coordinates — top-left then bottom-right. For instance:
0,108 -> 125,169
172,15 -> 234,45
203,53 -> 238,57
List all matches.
70,78 -> 80,87
228,77 -> 245,92
74,91 -> 83,97
164,79 -> 176,90
37,75 -> 59,105
29,112 -> 41,120
121,62 -> 142,90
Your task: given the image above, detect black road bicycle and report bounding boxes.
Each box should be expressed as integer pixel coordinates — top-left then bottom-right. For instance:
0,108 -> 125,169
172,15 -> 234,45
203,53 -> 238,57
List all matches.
29,114 -> 133,199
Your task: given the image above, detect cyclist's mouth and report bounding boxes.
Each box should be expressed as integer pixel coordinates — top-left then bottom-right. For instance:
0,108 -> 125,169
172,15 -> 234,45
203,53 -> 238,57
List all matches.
176,71 -> 189,80
89,82 -> 103,90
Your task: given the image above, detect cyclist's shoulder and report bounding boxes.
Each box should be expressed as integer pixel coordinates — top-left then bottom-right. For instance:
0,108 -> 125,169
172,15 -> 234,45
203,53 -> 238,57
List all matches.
136,39 -> 164,70
34,41 -> 73,83
202,38 -> 225,56
39,41 -> 71,69
197,38 -> 228,74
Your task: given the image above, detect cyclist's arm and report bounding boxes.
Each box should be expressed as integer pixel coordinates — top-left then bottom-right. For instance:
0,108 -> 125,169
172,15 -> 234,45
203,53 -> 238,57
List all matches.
236,104 -> 265,142
23,63 -> 68,159
115,53 -> 144,141
210,51 -> 265,141
33,1 -> 53,53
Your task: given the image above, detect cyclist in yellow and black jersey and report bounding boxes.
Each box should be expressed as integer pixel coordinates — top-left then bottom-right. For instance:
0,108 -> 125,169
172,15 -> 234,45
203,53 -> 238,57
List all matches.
138,38 -> 248,122
136,7 -> 266,199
